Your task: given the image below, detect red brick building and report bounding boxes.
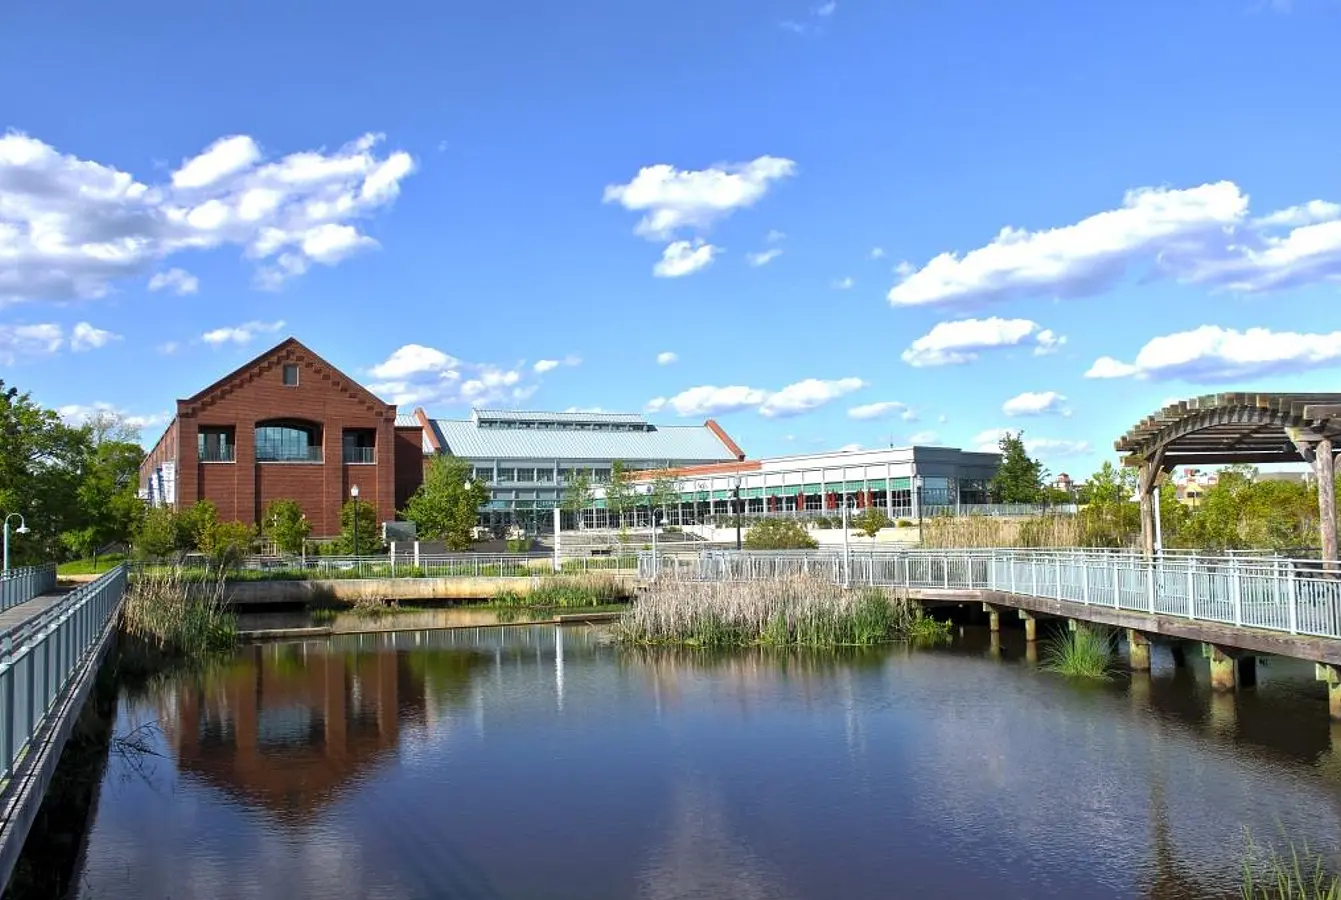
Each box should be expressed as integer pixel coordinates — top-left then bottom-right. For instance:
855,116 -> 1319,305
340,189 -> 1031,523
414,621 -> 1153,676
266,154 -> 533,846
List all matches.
139,337 -> 423,537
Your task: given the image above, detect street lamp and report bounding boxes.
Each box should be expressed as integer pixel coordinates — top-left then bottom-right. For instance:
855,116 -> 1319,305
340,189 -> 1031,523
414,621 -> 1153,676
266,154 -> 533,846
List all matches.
3,513 -> 30,574
841,494 -> 853,589
730,475 -> 743,551
349,485 -> 360,557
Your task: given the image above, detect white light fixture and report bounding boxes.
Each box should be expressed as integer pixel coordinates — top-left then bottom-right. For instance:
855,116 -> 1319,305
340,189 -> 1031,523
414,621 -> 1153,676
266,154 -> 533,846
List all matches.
349,484 -> 360,499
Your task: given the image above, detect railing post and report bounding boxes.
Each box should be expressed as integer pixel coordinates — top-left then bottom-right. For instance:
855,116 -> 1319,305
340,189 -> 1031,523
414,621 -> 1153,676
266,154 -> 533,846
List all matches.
1187,562 -> 1197,620
1031,557 -> 1038,597
1010,554 -> 1017,595
414,540 -> 421,568
1287,562 -> 1298,634
1231,559 -> 1243,627
390,542 -> 397,578
1081,561 -> 1089,605
1146,560 -> 1155,614
1055,556 -> 1062,600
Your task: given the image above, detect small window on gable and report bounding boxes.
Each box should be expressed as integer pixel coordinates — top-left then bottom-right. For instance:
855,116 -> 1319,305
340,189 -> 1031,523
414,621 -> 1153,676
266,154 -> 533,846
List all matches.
282,364 -> 299,386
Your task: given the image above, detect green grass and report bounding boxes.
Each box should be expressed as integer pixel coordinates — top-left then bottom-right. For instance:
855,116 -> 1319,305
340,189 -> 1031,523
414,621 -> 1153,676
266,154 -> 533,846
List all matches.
1242,830 -> 1341,899
1041,625 -> 1118,680
908,615 -> 954,646
491,574 -> 629,609
57,554 -> 127,575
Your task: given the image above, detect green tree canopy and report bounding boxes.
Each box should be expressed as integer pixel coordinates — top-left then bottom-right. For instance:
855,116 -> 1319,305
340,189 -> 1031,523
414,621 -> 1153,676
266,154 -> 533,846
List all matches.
263,498 -> 311,554
605,460 -> 636,525
199,520 -> 256,571
402,455 -> 490,550
336,499 -> 383,555
560,471 -> 594,519
989,431 -> 1046,504
853,507 -> 891,539
134,506 -> 181,560
647,474 -> 680,523
0,380 -> 89,564
61,438 -> 146,563
744,518 -> 818,550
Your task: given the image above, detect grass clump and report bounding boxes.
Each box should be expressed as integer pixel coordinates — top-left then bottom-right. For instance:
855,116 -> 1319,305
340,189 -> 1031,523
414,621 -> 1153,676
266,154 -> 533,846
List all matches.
908,615 -> 953,646
614,577 -> 925,648
1041,625 -> 1117,680
121,570 -> 236,658
1242,830 -> 1340,900
492,573 -> 628,609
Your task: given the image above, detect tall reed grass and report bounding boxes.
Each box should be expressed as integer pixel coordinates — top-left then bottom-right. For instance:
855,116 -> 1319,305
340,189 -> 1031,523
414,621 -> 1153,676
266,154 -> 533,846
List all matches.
1242,830 -> 1341,900
121,570 -> 237,658
922,514 -> 1081,549
1040,625 -> 1117,679
492,573 -> 628,608
614,577 -> 924,647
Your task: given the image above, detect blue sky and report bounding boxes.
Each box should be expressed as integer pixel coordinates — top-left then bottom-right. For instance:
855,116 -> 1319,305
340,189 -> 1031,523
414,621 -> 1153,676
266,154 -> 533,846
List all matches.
2,0 -> 1339,478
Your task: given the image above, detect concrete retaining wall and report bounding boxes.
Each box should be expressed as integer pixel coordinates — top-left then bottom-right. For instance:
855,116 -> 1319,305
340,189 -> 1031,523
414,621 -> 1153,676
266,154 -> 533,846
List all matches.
222,575 -> 637,605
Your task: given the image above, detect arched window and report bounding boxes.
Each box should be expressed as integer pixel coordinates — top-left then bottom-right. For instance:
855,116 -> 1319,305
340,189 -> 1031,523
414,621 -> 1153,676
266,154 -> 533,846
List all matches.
255,420 -> 323,462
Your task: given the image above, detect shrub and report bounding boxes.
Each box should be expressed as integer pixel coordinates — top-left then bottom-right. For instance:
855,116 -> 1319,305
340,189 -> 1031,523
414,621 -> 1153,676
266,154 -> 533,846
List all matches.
1041,625 -> 1117,680
853,507 -> 891,538
895,519 -> 914,528
813,516 -> 833,529
743,518 -> 818,550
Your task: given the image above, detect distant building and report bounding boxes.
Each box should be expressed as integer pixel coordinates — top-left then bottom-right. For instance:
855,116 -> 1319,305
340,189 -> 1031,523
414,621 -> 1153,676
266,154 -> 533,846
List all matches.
1053,472 -> 1075,494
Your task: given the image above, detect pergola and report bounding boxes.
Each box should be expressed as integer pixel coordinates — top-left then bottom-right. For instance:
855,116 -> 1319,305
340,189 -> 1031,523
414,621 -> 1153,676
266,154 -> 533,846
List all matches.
1115,393 -> 1341,565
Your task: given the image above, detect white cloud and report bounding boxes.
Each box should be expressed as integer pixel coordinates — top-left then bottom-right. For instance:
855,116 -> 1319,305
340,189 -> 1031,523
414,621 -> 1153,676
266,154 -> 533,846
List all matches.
869,247 -> 886,260
656,351 -> 678,365
71,321 -> 121,351
200,319 -> 285,346
57,401 -> 165,433
908,430 -> 942,445
0,323 -> 63,364
367,343 -> 558,408
887,181 -> 1341,307
654,239 -> 718,277
973,428 -> 1090,457
1002,390 -> 1070,417
816,1 -> 837,15
765,229 -> 786,243
603,157 -> 796,241
0,130 -> 415,305
147,267 -> 200,295
832,276 -> 854,290
565,406 -> 609,414
1084,325 -> 1341,382
894,260 -> 915,277
746,248 -> 783,267
839,443 -> 863,452
760,377 -> 865,418
647,376 -> 864,419
901,317 -> 1064,367
848,400 -> 916,421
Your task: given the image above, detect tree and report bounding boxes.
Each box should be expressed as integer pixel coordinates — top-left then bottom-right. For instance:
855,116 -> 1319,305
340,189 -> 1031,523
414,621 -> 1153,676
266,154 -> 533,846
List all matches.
134,506 -> 181,560
199,520 -> 256,571
560,471 -> 594,525
0,380 -> 89,564
989,431 -> 1046,504
178,500 -> 219,552
83,410 -> 142,448
62,438 -> 146,564
402,455 -> 489,551
1077,461 -> 1141,547
263,499 -> 311,555
605,460 -> 636,526
337,499 -> 383,555
853,507 -> 891,539
744,518 -> 818,550
648,474 -> 680,524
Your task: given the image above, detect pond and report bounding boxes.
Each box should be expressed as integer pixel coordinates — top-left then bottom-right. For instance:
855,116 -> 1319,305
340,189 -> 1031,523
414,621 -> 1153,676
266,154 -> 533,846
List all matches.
68,625 -> 1341,900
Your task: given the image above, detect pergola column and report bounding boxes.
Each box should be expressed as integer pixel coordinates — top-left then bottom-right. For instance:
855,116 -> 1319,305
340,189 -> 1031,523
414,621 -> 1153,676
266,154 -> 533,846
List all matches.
1137,452 -> 1165,561
1316,438 -> 1337,573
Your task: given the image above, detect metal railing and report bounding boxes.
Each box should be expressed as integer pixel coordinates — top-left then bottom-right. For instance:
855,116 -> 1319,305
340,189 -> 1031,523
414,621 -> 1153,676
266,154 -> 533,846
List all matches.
135,552 -> 642,580
0,565 -> 127,784
637,548 -> 1341,641
0,565 -> 56,613
342,447 -> 376,464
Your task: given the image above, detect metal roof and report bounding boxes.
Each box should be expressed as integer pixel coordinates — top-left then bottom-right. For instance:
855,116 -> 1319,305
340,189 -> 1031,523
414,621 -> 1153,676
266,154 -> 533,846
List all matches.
424,417 -> 738,462
1115,392 -> 1341,466
473,408 -> 647,426
394,413 -> 420,428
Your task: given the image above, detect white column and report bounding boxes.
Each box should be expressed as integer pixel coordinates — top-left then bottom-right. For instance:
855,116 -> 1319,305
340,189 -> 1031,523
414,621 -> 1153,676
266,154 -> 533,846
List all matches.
413,540 -> 421,567
553,507 -> 562,573
885,462 -> 893,518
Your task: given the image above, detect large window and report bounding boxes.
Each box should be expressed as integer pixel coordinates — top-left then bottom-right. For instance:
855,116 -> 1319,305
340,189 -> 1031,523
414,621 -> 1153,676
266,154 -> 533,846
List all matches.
342,428 -> 375,464
256,421 -> 322,462
198,426 -> 235,463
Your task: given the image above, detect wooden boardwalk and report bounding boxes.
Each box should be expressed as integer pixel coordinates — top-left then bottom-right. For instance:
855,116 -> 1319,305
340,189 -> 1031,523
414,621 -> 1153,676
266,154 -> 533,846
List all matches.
0,587 -> 74,637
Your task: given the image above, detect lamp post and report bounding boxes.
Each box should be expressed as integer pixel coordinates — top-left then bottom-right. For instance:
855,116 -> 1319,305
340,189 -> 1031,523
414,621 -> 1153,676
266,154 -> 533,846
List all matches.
3,513 -> 30,574
730,475 -> 742,551
913,475 -> 925,546
349,484 -> 360,557
841,495 -> 852,589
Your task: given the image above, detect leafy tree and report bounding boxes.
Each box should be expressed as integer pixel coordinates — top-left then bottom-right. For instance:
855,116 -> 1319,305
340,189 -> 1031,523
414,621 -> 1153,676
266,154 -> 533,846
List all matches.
605,460 -> 636,526
1076,461 -> 1140,548
178,500 -> 219,552
402,455 -> 489,551
134,506 -> 181,560
647,474 -> 680,524
337,499 -> 383,555
853,507 -> 891,539
263,498 -> 311,555
989,431 -> 1046,504
83,410 -> 142,448
0,380 -> 88,564
744,518 -> 819,550
199,520 -> 256,571
62,438 -> 146,564
560,471 -> 594,524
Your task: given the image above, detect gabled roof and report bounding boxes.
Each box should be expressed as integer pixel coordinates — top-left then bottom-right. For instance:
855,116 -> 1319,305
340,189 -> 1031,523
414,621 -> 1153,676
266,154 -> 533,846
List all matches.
473,408 -> 648,427
179,337 -> 395,419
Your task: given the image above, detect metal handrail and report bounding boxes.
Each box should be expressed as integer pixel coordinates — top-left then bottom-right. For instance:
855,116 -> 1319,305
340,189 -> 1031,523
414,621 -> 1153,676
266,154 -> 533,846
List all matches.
638,548 -> 1341,641
0,565 -> 57,613
0,565 -> 127,783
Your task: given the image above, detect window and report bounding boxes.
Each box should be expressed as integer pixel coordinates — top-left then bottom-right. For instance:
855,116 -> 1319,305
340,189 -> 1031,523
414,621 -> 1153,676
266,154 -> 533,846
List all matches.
282,364 -> 299,386
342,428 -> 375,464
514,467 -> 536,482
474,467 -> 494,482
198,427 -> 235,463
256,421 -> 322,462
496,468 -> 516,483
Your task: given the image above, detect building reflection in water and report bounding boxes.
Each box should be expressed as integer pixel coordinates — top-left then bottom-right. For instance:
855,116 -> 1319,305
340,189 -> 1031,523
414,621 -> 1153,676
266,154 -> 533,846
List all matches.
159,640 -> 486,821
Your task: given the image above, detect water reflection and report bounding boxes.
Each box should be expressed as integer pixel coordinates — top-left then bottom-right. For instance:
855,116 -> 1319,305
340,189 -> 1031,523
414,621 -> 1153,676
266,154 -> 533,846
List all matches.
66,625 -> 1341,900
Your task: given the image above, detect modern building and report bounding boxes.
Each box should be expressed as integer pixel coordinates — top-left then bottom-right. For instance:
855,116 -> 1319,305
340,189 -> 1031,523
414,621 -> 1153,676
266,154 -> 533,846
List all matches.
589,444 -> 1002,527
139,338 -> 424,536
407,408 -> 745,530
